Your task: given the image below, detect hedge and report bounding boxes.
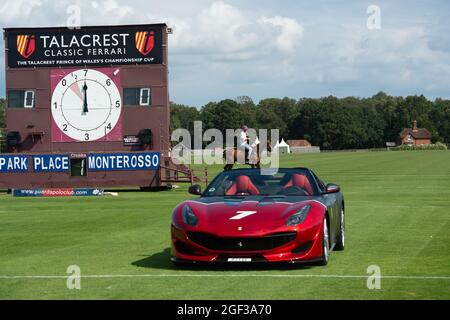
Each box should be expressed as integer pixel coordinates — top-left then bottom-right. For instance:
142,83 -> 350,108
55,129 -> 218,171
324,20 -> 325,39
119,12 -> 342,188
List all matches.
390,142 -> 448,151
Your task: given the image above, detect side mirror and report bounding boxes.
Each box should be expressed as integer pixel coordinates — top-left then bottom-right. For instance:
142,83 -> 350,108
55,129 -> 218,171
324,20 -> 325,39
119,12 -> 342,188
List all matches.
188,184 -> 202,195
325,183 -> 340,193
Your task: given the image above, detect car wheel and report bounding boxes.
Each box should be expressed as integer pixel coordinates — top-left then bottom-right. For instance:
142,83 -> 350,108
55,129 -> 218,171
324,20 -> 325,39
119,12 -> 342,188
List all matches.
335,207 -> 345,251
318,216 -> 330,265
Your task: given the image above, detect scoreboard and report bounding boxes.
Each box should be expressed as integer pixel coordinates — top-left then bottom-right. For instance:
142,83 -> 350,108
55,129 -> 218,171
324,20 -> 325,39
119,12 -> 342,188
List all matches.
0,24 -> 170,189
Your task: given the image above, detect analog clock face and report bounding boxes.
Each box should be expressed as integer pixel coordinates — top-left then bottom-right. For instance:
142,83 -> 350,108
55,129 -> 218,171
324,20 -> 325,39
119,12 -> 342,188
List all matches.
51,68 -> 122,142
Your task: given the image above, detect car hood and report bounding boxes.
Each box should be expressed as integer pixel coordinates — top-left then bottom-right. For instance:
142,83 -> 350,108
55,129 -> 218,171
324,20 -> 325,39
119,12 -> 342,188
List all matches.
181,196 -> 325,236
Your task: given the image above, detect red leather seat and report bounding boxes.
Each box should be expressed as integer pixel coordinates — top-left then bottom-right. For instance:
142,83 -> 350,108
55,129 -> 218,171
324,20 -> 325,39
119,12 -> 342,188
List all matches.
226,175 -> 260,195
283,173 -> 313,195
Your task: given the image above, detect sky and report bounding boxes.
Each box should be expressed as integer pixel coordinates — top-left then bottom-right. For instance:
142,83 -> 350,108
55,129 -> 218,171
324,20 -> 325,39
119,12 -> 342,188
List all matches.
0,0 -> 449,107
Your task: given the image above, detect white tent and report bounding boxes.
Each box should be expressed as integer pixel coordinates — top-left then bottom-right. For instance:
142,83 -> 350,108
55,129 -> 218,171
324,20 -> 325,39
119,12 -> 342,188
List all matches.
274,139 -> 290,154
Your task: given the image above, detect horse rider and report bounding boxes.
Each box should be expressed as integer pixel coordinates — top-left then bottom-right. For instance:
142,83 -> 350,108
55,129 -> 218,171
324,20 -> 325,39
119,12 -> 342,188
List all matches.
240,125 -> 252,163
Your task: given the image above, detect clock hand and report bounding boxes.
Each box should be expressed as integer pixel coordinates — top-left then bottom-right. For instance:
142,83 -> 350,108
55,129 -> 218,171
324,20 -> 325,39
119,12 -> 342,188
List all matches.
82,81 -> 88,114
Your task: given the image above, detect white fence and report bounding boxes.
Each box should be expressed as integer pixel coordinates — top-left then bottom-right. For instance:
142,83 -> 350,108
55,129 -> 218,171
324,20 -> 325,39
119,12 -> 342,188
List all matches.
290,147 -> 321,154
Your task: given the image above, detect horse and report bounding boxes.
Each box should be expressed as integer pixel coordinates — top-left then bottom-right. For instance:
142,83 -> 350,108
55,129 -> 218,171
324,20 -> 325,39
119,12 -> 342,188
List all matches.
223,139 -> 272,171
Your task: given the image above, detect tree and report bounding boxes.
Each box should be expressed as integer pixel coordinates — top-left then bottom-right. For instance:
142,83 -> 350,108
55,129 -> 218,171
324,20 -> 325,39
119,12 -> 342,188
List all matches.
200,99 -> 252,133
432,99 -> 450,143
168,93 -> 450,150
235,96 -> 258,129
256,107 -> 287,139
257,97 -> 298,138
291,98 -> 330,148
170,102 -> 200,134
0,98 -> 5,129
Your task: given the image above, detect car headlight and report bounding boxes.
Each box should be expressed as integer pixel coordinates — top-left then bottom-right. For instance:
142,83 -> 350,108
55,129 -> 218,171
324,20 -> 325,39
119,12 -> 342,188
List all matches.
286,204 -> 311,226
182,205 -> 198,226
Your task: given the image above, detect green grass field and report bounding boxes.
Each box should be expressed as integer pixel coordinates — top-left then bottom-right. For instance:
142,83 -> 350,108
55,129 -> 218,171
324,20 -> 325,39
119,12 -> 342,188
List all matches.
1,150 -> 449,299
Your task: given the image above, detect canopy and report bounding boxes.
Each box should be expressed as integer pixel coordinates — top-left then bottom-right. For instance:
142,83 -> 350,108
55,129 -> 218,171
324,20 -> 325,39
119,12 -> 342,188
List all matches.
274,139 -> 290,154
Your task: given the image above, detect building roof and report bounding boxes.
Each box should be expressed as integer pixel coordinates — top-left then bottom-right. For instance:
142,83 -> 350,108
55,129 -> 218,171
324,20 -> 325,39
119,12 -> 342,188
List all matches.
287,139 -> 311,147
400,128 -> 431,140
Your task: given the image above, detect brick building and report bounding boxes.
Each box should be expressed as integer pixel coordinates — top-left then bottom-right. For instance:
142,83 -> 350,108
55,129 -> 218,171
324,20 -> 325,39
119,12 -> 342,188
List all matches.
400,120 -> 431,145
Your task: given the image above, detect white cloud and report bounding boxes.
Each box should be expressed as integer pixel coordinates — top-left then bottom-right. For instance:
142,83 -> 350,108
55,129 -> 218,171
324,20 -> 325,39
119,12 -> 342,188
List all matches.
90,0 -> 134,21
258,16 -> 304,54
167,1 -> 303,60
0,0 -> 42,23
0,0 -> 449,104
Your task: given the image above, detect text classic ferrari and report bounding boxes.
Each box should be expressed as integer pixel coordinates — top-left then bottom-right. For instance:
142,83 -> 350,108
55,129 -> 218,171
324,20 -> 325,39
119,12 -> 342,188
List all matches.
171,168 -> 345,265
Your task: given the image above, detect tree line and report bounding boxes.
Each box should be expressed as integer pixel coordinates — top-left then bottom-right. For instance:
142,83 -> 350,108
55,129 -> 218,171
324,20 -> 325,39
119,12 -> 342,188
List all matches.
171,92 -> 450,150
1,94 -> 449,150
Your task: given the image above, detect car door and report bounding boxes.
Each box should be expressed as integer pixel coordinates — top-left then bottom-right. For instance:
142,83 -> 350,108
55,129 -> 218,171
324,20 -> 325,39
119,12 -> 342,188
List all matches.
312,171 -> 339,244
323,191 -> 339,244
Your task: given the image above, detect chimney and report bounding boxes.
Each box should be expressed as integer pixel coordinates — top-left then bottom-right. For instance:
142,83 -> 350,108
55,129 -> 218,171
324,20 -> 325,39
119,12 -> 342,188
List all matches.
412,120 -> 418,132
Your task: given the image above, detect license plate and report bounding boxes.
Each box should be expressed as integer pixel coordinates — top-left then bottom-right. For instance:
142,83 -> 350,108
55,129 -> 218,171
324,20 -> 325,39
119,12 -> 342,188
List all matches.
227,258 -> 252,262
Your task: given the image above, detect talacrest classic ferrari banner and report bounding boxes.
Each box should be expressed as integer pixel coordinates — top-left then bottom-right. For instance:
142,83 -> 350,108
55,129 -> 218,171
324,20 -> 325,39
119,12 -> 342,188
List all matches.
5,25 -> 163,68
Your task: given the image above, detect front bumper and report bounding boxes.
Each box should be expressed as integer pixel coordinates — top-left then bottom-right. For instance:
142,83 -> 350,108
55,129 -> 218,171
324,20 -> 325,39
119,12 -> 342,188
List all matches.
170,223 -> 324,264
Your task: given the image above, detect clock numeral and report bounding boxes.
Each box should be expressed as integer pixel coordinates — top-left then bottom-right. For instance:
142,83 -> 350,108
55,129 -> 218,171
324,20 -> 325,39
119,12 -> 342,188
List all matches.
62,124 -> 68,132
62,79 -> 67,86
84,69 -> 88,77
71,73 -> 78,80
115,100 -> 121,108
106,79 -> 111,86
84,133 -> 90,141
53,102 -> 57,109
106,123 -> 112,130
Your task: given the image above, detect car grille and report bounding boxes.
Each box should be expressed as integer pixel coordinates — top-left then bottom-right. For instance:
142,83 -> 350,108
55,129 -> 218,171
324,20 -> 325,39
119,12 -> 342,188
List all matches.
188,231 -> 297,251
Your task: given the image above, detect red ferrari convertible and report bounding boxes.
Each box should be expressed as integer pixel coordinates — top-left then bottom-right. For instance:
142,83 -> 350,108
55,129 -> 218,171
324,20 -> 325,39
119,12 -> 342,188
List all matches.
171,168 -> 345,265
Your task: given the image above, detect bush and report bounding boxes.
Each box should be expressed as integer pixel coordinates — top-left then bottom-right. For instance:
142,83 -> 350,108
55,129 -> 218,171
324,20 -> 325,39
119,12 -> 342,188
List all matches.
390,142 -> 448,151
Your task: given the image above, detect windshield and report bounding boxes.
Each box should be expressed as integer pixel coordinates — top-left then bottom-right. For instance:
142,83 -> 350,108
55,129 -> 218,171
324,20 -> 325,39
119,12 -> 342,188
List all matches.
203,169 -> 318,197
